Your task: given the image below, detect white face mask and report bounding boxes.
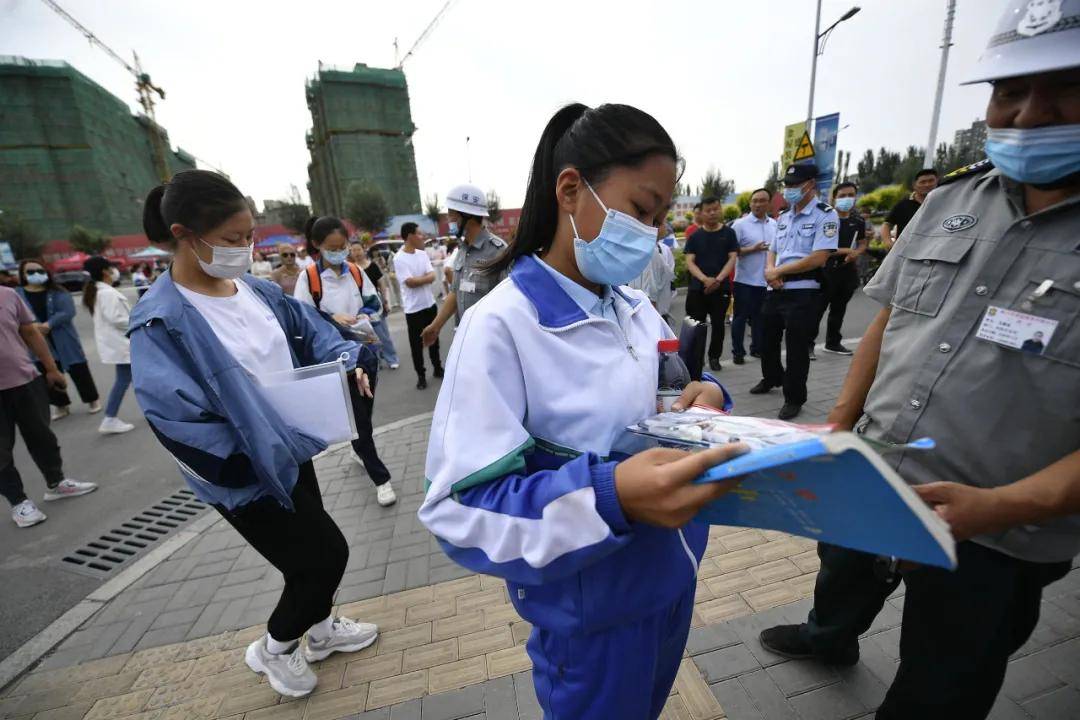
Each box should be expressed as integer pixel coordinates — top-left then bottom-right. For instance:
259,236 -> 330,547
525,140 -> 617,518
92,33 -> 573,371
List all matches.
193,238 -> 252,279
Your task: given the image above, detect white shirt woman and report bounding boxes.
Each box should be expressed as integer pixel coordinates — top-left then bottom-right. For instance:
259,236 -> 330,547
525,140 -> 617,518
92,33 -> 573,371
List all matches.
82,258 -> 135,433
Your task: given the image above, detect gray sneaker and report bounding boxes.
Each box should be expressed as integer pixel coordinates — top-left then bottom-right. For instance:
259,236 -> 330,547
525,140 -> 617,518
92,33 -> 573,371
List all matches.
304,617 -> 379,662
245,637 -> 317,697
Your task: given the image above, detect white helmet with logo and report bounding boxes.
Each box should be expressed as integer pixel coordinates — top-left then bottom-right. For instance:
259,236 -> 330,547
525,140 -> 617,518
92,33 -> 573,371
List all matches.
445,183 -> 489,217
964,0 -> 1080,84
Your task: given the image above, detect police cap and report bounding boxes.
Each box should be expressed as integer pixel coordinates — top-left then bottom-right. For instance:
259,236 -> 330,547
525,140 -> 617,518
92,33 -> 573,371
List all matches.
783,163 -> 820,186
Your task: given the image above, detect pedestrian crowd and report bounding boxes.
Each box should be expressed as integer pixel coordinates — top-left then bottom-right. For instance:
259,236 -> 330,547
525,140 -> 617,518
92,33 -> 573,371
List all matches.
1,3 -> 1078,717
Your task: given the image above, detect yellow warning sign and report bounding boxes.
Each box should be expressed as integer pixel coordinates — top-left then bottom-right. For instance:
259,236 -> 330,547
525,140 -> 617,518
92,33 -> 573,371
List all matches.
793,131 -> 816,162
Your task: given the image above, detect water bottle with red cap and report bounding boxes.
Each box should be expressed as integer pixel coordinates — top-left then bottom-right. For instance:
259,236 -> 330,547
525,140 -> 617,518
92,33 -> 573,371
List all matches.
657,338 -> 692,412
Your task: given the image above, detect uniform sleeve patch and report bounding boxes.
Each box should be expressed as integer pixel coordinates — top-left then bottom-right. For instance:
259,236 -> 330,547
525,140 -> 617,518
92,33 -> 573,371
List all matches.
823,221 -> 838,238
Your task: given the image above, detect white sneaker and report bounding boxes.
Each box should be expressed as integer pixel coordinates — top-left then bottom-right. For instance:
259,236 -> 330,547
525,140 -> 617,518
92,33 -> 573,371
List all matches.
245,638 -> 316,698
12,500 -> 47,528
43,479 -> 98,501
50,406 -> 70,422
376,482 -> 397,507
99,417 -> 135,434
303,617 -> 378,663
87,400 -> 103,414
389,363 -> 400,370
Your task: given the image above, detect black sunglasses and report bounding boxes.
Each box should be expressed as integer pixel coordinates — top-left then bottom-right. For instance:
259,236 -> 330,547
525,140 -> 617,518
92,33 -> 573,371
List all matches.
280,252 -> 296,257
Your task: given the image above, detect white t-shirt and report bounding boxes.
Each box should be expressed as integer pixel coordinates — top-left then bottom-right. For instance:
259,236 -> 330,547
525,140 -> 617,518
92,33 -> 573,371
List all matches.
393,249 -> 436,314
175,280 -> 294,377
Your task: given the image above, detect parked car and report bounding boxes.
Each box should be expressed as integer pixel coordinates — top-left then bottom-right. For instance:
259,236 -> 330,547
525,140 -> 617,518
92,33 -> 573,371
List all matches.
54,270 -> 91,292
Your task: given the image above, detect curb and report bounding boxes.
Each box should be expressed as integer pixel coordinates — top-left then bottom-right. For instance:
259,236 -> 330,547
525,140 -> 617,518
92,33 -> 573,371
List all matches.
0,411 -> 438,692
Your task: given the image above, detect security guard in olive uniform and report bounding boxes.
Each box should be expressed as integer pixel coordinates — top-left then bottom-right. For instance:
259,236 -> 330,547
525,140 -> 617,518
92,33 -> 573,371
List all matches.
750,162 -> 839,420
421,183 -> 507,346
760,3 -> 1080,717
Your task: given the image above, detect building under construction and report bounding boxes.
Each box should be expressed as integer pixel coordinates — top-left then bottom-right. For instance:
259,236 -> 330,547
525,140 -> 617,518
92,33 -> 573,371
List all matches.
0,56 -> 194,241
306,63 -> 421,218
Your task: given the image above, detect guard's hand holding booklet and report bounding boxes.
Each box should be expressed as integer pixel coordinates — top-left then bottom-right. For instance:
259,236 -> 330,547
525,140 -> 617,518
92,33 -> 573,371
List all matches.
626,408 -> 956,569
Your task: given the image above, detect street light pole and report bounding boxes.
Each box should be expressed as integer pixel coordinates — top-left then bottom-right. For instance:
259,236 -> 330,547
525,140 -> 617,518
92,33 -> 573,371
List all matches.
924,0 -> 957,167
807,0 -> 823,127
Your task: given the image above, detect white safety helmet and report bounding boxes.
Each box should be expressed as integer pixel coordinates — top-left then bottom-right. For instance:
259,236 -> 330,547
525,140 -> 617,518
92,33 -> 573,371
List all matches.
445,183 -> 489,218
964,0 -> 1080,84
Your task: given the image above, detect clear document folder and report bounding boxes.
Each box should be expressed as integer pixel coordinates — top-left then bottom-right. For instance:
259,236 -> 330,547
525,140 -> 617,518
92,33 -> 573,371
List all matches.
256,359 -> 358,446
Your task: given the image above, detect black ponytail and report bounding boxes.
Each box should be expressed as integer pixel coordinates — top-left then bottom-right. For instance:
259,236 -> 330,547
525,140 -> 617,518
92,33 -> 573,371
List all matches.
487,103 -> 679,275
142,170 -> 248,243
304,215 -> 348,257
82,255 -> 113,314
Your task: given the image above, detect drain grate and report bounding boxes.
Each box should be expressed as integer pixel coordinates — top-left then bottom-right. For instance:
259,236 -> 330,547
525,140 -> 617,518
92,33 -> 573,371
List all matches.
61,488 -> 208,578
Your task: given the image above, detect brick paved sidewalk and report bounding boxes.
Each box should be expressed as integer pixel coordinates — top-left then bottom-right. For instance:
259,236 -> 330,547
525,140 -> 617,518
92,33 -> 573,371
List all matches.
2,350 -> 1078,719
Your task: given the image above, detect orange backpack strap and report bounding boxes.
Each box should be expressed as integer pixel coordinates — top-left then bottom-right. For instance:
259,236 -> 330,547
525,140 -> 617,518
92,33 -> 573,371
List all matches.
305,263 -> 323,308
346,262 -> 364,291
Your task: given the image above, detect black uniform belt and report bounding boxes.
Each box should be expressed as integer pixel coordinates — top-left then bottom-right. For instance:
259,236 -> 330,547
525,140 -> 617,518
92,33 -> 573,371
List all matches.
783,270 -> 824,283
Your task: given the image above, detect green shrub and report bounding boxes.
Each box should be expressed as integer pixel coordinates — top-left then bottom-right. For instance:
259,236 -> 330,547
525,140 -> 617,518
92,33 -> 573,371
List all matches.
674,249 -> 689,288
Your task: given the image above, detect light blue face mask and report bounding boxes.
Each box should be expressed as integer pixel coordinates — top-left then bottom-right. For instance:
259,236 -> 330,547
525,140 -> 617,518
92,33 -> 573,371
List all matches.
834,197 -> 856,212
570,181 -> 658,286
321,248 -> 349,265
25,272 -> 49,286
448,221 -> 460,237
782,186 -> 806,205
985,124 -> 1080,186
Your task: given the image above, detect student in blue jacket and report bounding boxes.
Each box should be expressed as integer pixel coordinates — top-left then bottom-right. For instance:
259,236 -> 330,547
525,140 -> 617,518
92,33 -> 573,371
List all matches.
16,259 -> 102,419
420,103 -> 746,720
129,170 -> 380,699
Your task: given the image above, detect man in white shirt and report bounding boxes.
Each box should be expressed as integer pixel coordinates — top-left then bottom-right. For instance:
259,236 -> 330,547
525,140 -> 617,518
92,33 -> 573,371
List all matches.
394,223 -> 444,390
730,188 -> 775,365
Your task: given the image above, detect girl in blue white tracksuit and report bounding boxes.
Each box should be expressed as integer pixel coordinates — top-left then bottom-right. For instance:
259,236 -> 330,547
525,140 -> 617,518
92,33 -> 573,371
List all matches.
419,104 -> 746,719
128,170 -> 382,699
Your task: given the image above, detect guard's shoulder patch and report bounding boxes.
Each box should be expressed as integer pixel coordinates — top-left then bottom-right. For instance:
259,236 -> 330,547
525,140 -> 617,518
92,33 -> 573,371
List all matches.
940,159 -> 994,186
816,202 -> 834,212
489,234 -> 507,248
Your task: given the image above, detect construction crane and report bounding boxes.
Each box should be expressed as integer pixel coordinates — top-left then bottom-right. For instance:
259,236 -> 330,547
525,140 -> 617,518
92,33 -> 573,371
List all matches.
396,0 -> 457,69
39,0 -> 172,182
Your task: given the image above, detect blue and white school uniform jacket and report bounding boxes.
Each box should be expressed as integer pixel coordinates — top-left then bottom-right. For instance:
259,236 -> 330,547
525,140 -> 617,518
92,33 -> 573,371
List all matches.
420,254 -> 726,634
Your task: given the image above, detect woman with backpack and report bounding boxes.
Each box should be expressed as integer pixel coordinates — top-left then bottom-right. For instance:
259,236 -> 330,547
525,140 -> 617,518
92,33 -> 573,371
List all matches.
292,216 -> 396,508
82,256 -> 136,435
16,259 -> 101,420
129,170 -> 381,697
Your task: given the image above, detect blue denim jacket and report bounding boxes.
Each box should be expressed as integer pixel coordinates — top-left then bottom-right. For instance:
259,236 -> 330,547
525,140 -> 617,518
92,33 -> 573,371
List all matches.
128,271 -> 376,511
16,287 -> 87,369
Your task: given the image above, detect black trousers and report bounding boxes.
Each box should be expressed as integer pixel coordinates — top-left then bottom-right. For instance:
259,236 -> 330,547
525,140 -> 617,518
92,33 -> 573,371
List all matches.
810,264 -> 859,348
348,370 -> 390,486
37,361 -> 100,407
0,377 -> 64,506
760,289 -> 820,405
731,282 -> 766,359
216,461 -> 348,642
404,304 -> 442,380
686,286 -> 731,361
801,542 -> 1071,720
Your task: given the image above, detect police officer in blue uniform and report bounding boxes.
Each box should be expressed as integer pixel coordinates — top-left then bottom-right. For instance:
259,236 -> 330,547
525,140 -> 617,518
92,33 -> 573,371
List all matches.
750,163 -> 839,420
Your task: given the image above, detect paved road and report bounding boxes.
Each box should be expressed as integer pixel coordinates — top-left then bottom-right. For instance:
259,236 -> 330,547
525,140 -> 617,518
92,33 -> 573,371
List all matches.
0,282 -> 880,661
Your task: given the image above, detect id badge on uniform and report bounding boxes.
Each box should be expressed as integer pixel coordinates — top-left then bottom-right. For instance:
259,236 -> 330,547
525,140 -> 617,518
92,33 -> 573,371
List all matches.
459,280 -> 477,293
975,306 -> 1059,355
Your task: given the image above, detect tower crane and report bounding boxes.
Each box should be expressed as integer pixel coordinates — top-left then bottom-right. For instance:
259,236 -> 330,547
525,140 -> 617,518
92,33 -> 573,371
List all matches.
39,0 -> 227,181
396,0 -> 457,69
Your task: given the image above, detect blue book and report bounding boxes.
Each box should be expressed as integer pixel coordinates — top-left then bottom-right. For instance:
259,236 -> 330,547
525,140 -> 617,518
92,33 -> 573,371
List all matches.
696,433 -> 955,569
